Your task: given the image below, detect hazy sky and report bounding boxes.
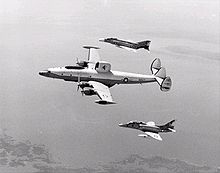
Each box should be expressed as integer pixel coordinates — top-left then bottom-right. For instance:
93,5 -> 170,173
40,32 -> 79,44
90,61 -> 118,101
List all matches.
0,0 -> 219,168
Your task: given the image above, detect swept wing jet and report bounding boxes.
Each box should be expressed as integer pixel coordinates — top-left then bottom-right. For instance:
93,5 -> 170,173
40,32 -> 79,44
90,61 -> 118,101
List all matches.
39,46 -> 172,105
119,120 -> 176,141
99,38 -> 150,52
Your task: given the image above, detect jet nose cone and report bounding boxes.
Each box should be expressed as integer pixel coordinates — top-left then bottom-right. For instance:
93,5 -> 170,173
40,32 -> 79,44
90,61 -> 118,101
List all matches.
99,38 -> 105,42
39,70 -> 50,76
39,70 -> 46,76
118,123 -> 125,127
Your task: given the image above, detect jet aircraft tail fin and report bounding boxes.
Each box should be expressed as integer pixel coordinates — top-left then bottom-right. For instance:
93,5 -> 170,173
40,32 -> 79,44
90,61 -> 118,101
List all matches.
150,58 -> 172,92
158,120 -> 176,132
137,40 -> 151,51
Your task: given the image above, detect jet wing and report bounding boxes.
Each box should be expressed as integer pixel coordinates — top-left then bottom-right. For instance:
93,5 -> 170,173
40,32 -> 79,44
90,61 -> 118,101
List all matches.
83,46 -> 100,69
88,81 -> 115,104
145,132 -> 162,141
119,46 -> 137,52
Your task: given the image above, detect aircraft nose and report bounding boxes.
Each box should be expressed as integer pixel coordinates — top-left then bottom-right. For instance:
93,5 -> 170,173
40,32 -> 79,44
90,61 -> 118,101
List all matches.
39,70 -> 50,76
118,123 -> 126,127
99,38 -> 105,42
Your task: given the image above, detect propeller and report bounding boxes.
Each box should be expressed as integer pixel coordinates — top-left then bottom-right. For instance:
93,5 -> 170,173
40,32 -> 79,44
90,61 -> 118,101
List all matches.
77,75 -> 81,91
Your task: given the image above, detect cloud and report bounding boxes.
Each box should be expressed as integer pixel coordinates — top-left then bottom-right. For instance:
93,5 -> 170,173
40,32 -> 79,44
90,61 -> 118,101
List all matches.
0,131 -> 219,173
0,130 -> 54,170
164,46 -> 220,61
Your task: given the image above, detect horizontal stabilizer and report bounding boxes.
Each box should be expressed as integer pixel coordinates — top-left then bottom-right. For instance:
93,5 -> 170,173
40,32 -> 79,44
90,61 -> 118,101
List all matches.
168,128 -> 176,132
155,67 -> 166,80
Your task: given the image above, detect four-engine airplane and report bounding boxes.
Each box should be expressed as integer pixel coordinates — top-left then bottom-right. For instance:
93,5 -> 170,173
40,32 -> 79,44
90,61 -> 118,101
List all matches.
119,120 -> 176,141
99,38 -> 151,52
39,46 -> 172,105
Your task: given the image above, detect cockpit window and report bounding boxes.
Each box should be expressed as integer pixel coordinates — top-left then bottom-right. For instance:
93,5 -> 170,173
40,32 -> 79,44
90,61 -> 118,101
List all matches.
65,66 -> 84,70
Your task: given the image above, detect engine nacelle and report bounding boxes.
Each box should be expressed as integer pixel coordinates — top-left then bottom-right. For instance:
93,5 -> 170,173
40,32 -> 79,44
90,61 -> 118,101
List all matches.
95,61 -> 111,73
82,89 -> 96,96
95,100 -> 116,105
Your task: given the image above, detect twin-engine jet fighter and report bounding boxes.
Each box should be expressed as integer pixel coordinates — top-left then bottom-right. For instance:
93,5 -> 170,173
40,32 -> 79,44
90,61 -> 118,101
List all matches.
119,120 -> 176,141
39,46 -> 172,105
99,38 -> 151,52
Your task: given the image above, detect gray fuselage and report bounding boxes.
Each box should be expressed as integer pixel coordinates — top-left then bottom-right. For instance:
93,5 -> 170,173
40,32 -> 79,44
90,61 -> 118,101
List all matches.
39,67 -> 156,88
118,121 -> 173,134
104,38 -> 139,49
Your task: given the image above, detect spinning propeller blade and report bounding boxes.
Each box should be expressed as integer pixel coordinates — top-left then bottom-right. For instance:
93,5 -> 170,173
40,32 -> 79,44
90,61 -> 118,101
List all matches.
77,75 -> 81,92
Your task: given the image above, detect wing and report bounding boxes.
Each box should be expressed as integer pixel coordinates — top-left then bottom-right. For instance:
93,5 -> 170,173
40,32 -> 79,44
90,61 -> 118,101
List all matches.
145,132 -> 162,141
88,81 -> 115,105
83,46 -> 100,69
117,45 -> 137,52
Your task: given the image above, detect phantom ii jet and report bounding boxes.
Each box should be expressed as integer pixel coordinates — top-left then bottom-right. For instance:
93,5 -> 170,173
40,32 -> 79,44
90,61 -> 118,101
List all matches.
99,38 -> 151,52
39,46 -> 172,105
119,120 -> 176,141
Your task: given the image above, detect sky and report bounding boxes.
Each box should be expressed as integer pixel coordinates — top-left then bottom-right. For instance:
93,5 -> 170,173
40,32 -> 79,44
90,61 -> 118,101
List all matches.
0,0 -> 219,169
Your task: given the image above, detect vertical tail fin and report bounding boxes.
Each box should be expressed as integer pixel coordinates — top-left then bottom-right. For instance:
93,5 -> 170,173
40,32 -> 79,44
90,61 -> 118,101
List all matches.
151,58 -> 161,75
164,120 -> 176,132
158,120 -> 176,132
165,119 -> 176,127
150,58 -> 172,92
137,40 -> 151,51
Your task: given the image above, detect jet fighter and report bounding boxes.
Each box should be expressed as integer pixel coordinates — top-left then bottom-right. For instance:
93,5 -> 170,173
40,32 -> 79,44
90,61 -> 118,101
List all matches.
119,120 -> 176,141
39,46 -> 172,105
99,38 -> 150,52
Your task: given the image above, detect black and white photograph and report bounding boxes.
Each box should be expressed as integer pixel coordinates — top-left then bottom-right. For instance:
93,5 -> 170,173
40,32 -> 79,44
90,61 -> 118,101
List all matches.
0,0 -> 219,172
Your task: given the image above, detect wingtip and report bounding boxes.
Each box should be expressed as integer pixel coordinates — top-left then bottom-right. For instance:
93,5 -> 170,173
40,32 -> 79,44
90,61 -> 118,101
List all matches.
95,100 -> 116,105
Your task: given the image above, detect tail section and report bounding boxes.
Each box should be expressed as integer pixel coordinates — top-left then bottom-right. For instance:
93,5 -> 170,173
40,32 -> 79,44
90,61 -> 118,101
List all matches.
150,58 -> 172,92
164,120 -> 175,128
151,58 -> 161,74
137,40 -> 151,51
158,120 -> 176,132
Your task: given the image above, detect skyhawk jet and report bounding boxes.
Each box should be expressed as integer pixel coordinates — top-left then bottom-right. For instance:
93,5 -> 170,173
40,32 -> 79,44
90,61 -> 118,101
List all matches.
99,38 -> 151,52
119,120 -> 176,141
39,46 -> 172,105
